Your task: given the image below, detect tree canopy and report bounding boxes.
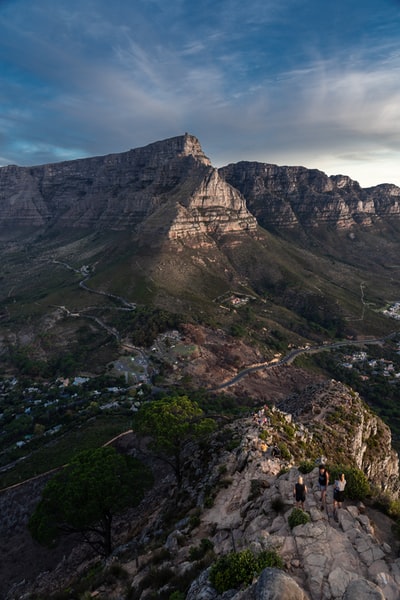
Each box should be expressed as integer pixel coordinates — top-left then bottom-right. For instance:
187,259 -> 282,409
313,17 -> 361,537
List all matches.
133,395 -> 216,487
29,446 -> 153,556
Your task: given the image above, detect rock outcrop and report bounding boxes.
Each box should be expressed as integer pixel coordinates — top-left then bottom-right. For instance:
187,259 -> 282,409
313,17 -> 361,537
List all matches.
0,134 -> 256,241
278,379 -> 400,494
1,134 -> 400,240
4,388 -> 400,600
184,414 -> 400,600
219,162 -> 400,230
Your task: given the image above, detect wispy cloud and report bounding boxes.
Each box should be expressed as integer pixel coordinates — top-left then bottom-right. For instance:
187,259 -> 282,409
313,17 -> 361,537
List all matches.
0,0 -> 399,186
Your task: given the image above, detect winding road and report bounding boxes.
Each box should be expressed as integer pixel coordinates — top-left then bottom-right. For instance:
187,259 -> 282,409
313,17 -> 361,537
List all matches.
212,332 -> 399,391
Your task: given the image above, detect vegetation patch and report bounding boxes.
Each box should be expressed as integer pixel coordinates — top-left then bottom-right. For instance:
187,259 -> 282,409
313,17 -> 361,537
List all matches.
329,465 -> 371,501
209,548 -> 284,593
298,460 -> 315,474
288,508 -> 311,529
188,538 -> 214,562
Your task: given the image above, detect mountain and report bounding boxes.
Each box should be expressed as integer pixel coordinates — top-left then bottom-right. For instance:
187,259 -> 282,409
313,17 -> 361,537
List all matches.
1,133 -> 400,382
1,133 -> 400,237
1,135 -> 400,599
219,161 -> 400,231
0,134 -> 256,239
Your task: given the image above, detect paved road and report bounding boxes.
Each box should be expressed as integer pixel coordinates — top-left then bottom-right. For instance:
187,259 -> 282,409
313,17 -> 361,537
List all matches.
212,331 -> 399,391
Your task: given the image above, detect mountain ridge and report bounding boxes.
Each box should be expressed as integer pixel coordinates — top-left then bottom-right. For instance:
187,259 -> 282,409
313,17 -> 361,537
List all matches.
1,133 -> 400,383
0,134 -> 256,240
1,133 -> 400,240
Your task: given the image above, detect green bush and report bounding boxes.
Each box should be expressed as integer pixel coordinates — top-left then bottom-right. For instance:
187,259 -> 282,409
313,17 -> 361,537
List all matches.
188,508 -> 201,530
209,548 -> 283,593
393,520 -> 400,541
298,460 -> 315,474
169,593 -> 185,600
249,479 -> 264,501
283,423 -> 295,439
277,442 -> 291,460
277,466 -> 289,477
288,508 -> 310,529
330,465 -> 370,500
152,547 -> 172,565
373,493 -> 400,520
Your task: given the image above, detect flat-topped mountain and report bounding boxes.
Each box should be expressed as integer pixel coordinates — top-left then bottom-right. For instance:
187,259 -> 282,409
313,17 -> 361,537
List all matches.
1,133 -> 400,384
1,133 -> 400,240
0,134 -> 256,240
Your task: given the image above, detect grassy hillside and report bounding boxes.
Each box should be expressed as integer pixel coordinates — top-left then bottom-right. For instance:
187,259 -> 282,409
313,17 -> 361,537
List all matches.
1,223 -> 399,377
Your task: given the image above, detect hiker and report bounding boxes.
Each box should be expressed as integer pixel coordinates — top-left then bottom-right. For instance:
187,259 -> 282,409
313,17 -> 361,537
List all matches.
271,444 -> 280,458
333,472 -> 346,518
318,464 -> 329,511
293,475 -> 307,510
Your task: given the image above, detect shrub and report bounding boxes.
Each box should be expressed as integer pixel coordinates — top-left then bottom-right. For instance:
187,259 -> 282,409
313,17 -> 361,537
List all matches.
330,465 -> 370,500
288,508 -> 310,529
139,566 -> 175,591
393,520 -> 400,541
188,508 -> 201,530
277,466 -> 289,477
204,494 -> 215,508
169,593 -> 185,600
270,496 -> 285,513
277,442 -> 291,460
152,547 -> 172,565
225,436 -> 241,451
209,548 -> 283,593
373,493 -> 400,520
283,423 -> 295,439
387,498 -> 400,520
249,479 -> 264,501
298,460 -> 315,474
188,538 -> 214,561
220,477 -> 233,488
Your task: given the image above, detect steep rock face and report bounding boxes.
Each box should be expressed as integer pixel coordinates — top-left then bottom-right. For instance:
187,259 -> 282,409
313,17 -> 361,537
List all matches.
2,134 -> 400,238
0,134 -> 256,240
278,380 -> 400,492
219,162 -> 400,230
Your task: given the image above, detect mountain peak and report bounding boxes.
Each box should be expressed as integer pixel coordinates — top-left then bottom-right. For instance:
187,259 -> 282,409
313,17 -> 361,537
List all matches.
139,133 -> 211,166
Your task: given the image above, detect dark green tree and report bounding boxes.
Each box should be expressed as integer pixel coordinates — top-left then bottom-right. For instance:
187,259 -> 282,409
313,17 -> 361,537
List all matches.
29,446 -> 153,556
133,395 -> 216,487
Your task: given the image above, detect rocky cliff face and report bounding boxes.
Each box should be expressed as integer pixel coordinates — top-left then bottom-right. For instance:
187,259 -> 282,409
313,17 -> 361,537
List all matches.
1,134 -> 399,240
278,379 -> 400,493
0,134 -> 256,241
219,162 -> 400,230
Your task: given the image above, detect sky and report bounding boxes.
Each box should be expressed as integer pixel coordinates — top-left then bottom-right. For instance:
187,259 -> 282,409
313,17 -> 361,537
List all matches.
0,0 -> 399,188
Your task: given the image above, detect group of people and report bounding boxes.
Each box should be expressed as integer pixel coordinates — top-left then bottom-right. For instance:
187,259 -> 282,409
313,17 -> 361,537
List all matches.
252,405 -> 271,428
293,464 -> 346,520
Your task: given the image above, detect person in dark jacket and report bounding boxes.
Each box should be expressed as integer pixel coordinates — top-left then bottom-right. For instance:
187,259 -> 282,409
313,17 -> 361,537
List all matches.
318,464 -> 329,511
293,475 -> 307,510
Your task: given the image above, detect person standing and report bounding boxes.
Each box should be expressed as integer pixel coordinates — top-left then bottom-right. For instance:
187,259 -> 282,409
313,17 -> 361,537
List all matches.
318,464 -> 329,511
333,472 -> 346,519
293,475 -> 307,510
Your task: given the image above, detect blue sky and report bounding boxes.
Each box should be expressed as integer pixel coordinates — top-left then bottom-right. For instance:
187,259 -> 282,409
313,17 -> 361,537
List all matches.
0,0 -> 399,186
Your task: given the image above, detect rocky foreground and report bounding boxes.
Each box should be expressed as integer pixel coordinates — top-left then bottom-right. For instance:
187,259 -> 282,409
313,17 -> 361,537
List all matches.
3,381 -> 400,599
186,454 -> 400,600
